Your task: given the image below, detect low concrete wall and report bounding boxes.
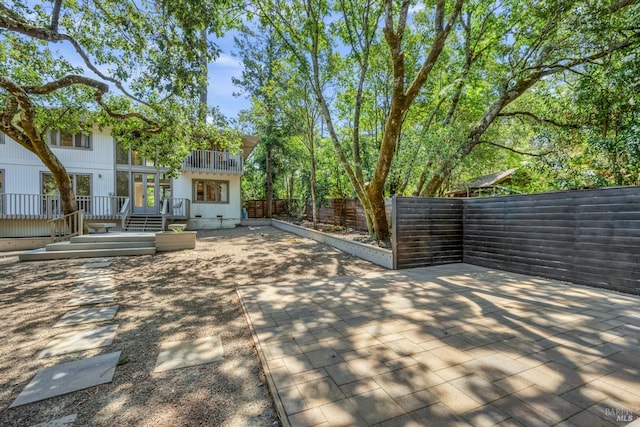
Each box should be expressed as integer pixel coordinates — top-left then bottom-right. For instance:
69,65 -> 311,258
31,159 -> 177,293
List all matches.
241,219 -> 273,227
271,219 -> 393,269
0,237 -> 51,252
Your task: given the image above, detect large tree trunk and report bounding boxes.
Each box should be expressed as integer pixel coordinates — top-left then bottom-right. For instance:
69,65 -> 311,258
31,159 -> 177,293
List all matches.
366,188 -> 389,241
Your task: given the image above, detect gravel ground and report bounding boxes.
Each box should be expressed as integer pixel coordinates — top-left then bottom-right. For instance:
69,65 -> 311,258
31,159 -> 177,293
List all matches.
0,226 -> 382,426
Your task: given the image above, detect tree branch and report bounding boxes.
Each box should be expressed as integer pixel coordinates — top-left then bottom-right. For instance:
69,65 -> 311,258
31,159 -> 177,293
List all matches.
498,111 -> 581,129
23,75 -> 109,95
480,140 -> 553,156
50,0 -> 62,31
0,14 -> 151,107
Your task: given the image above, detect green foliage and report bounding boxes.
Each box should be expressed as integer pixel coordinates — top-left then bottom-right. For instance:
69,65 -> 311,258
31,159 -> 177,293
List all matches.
1,0 -> 239,174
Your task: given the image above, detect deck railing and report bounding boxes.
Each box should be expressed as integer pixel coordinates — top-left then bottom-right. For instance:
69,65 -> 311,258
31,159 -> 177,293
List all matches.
182,150 -> 244,174
49,210 -> 84,242
160,198 -> 190,230
119,197 -> 131,229
0,193 -> 128,219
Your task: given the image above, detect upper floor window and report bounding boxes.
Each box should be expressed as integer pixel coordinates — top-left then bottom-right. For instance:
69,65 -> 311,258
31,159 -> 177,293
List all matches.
48,130 -> 91,149
0,132 -> 5,144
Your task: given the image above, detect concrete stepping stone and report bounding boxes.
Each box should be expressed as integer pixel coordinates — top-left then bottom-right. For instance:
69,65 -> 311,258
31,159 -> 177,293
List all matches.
39,324 -> 118,358
31,414 -> 77,427
82,262 -> 112,268
72,284 -> 114,294
65,294 -> 115,307
10,351 -> 121,408
154,336 -> 223,373
77,268 -> 112,274
74,276 -> 112,283
54,306 -> 119,328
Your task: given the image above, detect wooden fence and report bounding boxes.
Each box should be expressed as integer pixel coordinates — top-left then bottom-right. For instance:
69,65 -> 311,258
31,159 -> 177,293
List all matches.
245,199 -> 298,218
392,197 -> 463,269
305,199 -> 369,230
391,187 -> 640,294
463,186 -> 640,295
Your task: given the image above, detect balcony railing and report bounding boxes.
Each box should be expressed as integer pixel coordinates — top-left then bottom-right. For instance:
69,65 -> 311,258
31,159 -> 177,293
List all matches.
182,150 -> 244,175
0,193 -> 128,220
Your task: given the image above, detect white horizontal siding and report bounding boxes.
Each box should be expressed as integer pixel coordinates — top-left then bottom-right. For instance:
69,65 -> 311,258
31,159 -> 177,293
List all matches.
1,129 -> 115,196
174,173 -> 242,223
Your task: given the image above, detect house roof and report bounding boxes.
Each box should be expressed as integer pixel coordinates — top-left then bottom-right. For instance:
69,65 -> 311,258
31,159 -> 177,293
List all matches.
446,168 -> 518,196
240,136 -> 260,160
464,168 -> 517,189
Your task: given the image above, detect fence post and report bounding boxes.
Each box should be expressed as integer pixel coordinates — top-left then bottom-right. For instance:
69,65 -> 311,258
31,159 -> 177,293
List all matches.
79,210 -> 84,236
391,196 -> 398,270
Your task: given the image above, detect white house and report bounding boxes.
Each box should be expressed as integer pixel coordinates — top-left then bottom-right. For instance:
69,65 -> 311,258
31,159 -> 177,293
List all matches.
0,129 -> 259,241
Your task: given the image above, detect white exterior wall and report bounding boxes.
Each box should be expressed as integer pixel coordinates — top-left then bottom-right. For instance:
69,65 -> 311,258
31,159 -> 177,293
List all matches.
173,173 -> 242,229
0,130 -> 115,196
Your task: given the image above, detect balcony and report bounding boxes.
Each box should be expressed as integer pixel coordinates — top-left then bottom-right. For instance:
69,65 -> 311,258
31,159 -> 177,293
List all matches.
182,150 -> 244,175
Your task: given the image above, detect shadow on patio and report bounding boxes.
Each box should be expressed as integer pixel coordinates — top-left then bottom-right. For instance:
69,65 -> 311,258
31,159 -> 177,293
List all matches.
238,263 -> 640,426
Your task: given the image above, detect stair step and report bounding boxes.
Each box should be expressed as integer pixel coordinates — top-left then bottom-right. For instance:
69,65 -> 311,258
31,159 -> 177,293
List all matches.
46,241 -> 152,251
19,247 -> 156,261
72,233 -> 155,243
124,215 -> 164,232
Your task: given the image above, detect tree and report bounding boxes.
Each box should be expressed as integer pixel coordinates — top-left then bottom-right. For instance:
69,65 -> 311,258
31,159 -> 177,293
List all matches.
235,24 -> 300,218
0,0 -> 233,216
248,0 -> 640,241
412,0 -> 640,196
251,0 -> 463,240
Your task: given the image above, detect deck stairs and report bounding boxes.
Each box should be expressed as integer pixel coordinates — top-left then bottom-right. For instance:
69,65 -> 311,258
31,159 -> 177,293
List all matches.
125,215 -> 164,232
19,233 -> 156,261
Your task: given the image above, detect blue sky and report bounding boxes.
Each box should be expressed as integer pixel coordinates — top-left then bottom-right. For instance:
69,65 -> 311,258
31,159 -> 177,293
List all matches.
207,31 -> 251,120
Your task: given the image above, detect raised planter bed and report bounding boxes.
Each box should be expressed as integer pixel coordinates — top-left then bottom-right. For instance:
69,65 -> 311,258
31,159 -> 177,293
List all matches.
271,219 -> 392,269
155,231 -> 196,252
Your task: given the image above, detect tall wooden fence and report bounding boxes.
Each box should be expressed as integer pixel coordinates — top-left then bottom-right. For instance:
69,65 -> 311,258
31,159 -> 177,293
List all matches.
391,187 -> 640,295
392,197 -> 463,269
462,187 -> 640,294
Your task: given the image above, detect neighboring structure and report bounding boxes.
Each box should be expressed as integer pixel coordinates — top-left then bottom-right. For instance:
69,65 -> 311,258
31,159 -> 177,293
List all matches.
447,168 -> 519,198
0,128 -> 259,238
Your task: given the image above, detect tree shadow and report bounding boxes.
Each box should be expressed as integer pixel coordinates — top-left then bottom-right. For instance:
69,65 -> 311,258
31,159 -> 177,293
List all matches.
238,263 -> 640,426
0,225 -> 383,426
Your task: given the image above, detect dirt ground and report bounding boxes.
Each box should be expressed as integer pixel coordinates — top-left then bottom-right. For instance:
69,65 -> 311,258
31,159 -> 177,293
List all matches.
0,226 -> 383,426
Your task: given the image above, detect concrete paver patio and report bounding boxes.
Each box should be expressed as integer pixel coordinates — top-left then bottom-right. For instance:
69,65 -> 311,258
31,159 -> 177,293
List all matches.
237,263 -> 640,426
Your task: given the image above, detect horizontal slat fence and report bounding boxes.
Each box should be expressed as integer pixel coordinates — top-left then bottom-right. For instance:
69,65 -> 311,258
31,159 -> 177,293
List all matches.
245,199 -> 297,218
463,187 -> 640,294
306,199 -> 369,230
392,197 -> 464,269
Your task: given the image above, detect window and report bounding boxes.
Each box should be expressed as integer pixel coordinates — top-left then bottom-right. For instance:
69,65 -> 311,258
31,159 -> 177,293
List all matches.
42,173 -> 91,196
193,179 -> 228,203
48,130 -> 91,149
116,141 -> 129,164
42,173 -> 92,215
0,132 -> 5,144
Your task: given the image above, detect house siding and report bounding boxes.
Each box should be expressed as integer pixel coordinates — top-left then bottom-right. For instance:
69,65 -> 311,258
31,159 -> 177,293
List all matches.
1,130 -> 115,197
1,129 -> 252,238
173,173 -> 242,229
